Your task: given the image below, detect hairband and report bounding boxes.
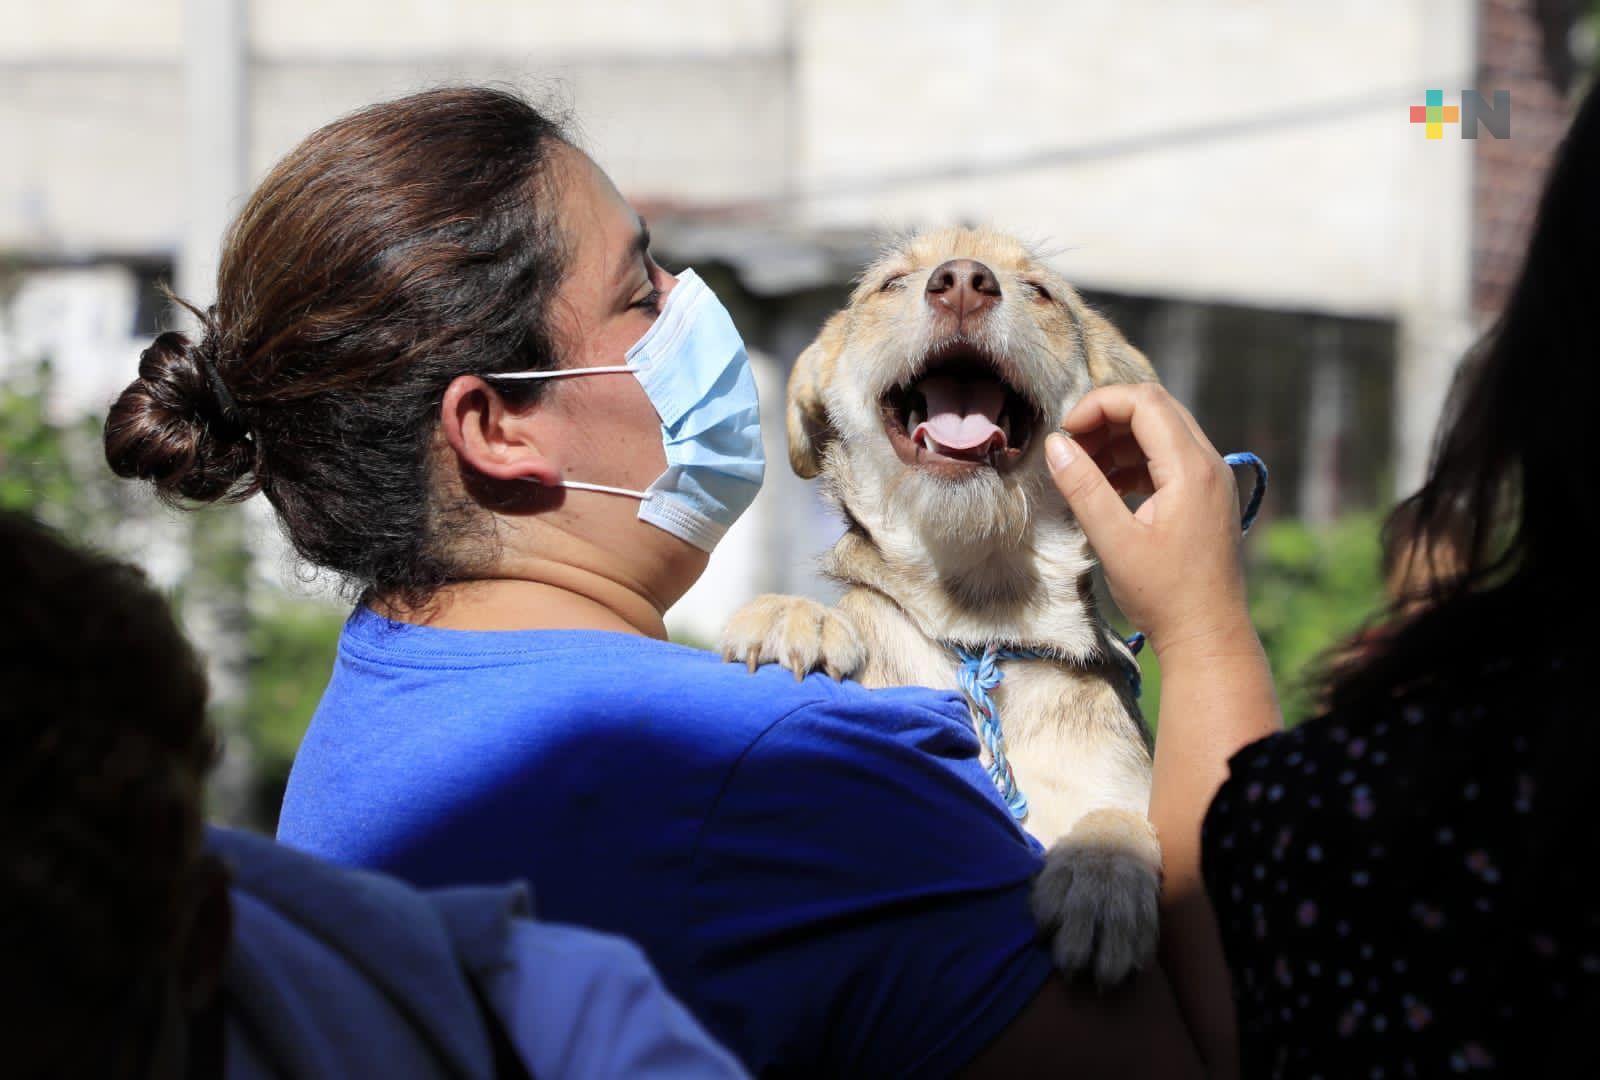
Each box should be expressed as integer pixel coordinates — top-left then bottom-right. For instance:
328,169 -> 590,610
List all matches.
198,348 -> 248,436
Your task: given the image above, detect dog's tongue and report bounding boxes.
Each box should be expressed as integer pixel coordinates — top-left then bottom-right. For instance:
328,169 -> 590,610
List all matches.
912,374 -> 1007,452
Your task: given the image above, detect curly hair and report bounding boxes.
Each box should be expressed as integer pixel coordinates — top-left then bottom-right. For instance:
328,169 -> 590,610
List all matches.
0,511 -> 218,1074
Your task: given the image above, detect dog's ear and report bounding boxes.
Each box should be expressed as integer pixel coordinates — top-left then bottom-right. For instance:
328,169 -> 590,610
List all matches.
787,310 -> 849,479
1078,304 -> 1158,387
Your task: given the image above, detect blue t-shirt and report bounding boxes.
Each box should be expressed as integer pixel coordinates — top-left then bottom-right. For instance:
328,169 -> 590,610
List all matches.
278,607 -> 1053,1076
212,826 -> 745,1078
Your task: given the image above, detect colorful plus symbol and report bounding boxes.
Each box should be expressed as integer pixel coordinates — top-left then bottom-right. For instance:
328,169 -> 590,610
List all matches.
1410,89 -> 1460,140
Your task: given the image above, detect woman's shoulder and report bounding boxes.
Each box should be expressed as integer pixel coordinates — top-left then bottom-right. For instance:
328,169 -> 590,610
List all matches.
327,606 -> 972,754
1221,641 -> 1575,780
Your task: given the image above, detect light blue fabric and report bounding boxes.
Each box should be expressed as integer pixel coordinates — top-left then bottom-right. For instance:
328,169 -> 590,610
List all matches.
277,610 -> 1054,1076
626,269 -> 765,551
485,269 -> 765,552
211,826 -> 745,1078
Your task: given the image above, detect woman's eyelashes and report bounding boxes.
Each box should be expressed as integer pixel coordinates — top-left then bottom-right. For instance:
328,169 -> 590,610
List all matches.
630,255 -> 666,315
632,285 -> 664,315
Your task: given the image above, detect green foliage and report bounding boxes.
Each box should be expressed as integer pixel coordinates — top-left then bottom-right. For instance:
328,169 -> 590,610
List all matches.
244,596 -> 348,825
1250,514 -> 1386,724
0,361 -> 132,542
1132,513 -> 1387,730
0,354 -> 342,827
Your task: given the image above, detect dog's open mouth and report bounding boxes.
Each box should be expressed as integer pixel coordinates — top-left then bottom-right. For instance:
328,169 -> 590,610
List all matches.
880,341 -> 1043,476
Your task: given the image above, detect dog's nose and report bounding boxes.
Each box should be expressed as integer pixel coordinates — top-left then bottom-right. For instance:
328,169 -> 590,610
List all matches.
925,259 -> 1001,321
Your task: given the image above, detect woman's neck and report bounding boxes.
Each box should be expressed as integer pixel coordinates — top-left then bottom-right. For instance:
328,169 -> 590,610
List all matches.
381,560 -> 670,639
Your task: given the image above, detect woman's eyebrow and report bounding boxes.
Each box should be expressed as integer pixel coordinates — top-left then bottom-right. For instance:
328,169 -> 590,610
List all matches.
614,217 -> 651,288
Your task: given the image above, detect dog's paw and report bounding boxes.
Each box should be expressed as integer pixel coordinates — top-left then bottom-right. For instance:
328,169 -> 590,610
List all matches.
1029,808 -> 1163,988
720,594 -> 865,680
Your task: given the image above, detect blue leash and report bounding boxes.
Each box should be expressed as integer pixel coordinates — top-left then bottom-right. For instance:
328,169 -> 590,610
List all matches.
951,451 -> 1269,821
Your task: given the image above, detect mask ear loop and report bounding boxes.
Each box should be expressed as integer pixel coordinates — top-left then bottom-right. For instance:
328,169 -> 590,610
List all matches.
484,365 -> 641,380
551,479 -> 651,499
479,366 -> 652,497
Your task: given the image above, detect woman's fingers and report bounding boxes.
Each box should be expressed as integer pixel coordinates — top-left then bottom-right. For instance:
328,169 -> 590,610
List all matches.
1065,422 -> 1118,458
1166,395 -> 1219,457
1091,433 -> 1147,475
1062,385 -> 1201,479
1106,466 -> 1156,497
1049,383 -> 1249,658
1044,433 -> 1138,555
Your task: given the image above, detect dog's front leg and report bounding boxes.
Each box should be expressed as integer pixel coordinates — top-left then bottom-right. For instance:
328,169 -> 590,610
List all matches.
1019,701 -> 1162,988
1030,807 -> 1162,987
720,594 -> 866,680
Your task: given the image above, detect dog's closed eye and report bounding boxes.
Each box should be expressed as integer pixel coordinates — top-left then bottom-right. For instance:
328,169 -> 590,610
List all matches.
878,272 -> 910,293
1021,280 -> 1054,303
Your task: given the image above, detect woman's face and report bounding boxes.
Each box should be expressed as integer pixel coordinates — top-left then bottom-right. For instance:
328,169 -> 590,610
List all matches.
511,145 -> 708,601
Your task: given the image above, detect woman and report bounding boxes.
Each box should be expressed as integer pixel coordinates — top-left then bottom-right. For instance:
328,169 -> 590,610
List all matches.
1200,83 -> 1600,1076
107,87 -> 1277,1075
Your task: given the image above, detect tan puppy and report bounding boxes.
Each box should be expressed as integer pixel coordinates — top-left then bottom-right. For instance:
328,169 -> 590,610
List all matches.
721,226 -> 1161,985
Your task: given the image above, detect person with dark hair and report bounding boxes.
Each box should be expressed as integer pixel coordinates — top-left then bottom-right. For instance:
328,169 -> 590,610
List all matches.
1195,82 -> 1600,1076
0,510 -> 745,1077
106,86 -> 1279,1074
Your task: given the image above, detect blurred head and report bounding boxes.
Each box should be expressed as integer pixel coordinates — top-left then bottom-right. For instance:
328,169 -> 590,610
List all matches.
0,512 -> 228,1076
105,87 -> 702,614
1326,80 -> 1600,696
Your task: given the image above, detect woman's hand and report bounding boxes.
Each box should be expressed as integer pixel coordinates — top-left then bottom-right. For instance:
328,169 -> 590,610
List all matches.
1047,383 -> 1280,1079
1044,384 -> 1250,661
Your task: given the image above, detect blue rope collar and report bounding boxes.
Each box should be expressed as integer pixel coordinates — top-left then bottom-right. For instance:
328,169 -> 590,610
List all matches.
952,644 -> 1043,820
948,450 -> 1269,822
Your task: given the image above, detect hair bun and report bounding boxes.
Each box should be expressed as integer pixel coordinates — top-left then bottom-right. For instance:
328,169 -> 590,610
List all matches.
104,329 -> 257,504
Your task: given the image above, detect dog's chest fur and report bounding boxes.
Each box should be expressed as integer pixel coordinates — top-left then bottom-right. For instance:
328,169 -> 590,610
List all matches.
828,563 -> 1153,847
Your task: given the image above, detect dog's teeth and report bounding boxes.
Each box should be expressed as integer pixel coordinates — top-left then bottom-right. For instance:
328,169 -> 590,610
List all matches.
1001,413 -> 1012,443
919,431 -> 933,452
908,408 -> 923,431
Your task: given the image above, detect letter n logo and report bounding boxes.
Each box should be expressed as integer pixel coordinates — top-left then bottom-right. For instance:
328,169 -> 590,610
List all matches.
1461,90 -> 1511,139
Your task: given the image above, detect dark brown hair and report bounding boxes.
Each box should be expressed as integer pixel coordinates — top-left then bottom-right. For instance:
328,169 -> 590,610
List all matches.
1314,85 -> 1600,936
106,87 -> 570,602
1323,80 -> 1600,707
0,511 -> 218,1074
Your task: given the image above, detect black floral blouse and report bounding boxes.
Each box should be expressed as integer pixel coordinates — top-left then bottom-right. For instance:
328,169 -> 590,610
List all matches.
1202,655 -> 1598,1077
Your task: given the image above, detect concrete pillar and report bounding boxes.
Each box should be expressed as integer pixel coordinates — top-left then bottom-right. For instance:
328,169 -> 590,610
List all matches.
1394,0 -> 1479,496
1299,321 -> 1345,527
1148,300 -> 1206,410
179,0 -> 249,311
180,0 -> 255,824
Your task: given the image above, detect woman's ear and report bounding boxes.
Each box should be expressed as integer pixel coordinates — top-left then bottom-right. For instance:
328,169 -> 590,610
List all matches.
787,311 -> 850,479
441,376 -> 561,485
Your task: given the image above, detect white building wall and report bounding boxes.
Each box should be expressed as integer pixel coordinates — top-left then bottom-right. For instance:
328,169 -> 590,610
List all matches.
1,0 -> 1480,628
795,0 -> 1469,320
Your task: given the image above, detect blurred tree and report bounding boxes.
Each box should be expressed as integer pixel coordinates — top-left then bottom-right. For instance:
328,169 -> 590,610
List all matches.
245,595 -> 346,829
1133,514 -> 1386,731
2,349 -> 361,830
1249,514 -> 1386,724
0,359 -> 133,543
177,507 -> 258,823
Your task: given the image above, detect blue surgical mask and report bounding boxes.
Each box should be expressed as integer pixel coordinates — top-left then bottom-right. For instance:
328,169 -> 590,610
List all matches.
489,269 -> 764,552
